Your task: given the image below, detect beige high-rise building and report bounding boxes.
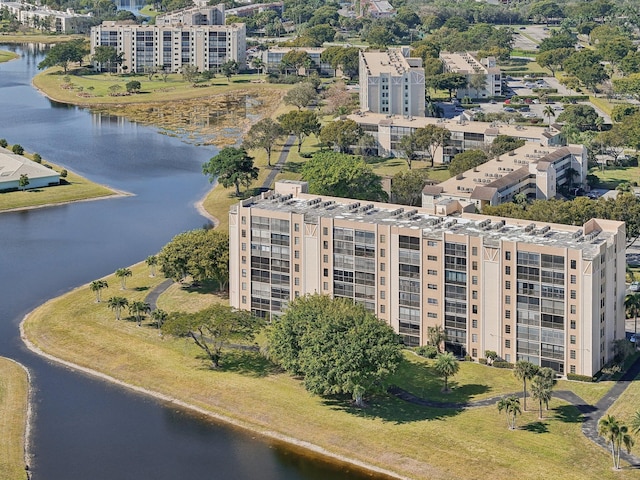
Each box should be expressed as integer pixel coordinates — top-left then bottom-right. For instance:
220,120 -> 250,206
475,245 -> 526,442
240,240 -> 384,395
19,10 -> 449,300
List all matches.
229,181 -> 626,377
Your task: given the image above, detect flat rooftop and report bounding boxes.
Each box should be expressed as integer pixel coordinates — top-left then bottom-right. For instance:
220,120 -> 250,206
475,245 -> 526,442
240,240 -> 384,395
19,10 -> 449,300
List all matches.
236,189 -> 618,259
348,112 -> 561,140
360,48 -> 417,76
440,51 -> 487,74
0,148 -> 60,183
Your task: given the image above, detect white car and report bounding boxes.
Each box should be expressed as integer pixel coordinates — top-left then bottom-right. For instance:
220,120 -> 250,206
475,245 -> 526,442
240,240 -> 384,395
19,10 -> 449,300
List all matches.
630,282 -> 640,292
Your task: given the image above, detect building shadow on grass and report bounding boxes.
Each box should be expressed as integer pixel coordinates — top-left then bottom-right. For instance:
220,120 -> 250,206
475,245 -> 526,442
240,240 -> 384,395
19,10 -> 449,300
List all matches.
521,421 -> 549,433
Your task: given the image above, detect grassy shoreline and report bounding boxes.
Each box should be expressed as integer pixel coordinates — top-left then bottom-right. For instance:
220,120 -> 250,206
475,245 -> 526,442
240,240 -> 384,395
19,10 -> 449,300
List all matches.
0,33 -> 83,44
0,357 -> 30,480
0,49 -> 18,63
0,149 -> 123,213
21,262 -> 639,480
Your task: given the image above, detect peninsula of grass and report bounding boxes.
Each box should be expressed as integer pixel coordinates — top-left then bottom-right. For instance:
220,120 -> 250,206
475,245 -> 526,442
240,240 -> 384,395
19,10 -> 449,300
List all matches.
0,149 -> 120,213
0,49 -> 18,63
0,357 -> 29,480
0,33 -> 83,44
33,68 -> 290,106
22,263 -> 638,480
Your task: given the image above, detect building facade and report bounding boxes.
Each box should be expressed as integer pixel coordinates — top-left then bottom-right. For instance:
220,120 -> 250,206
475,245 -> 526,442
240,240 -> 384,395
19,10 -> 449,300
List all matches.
258,47 -> 334,76
155,3 -> 226,26
422,143 -> 588,212
359,48 -> 425,117
0,147 -> 60,191
1,1 -> 94,33
90,21 -> 246,73
229,181 -> 625,377
440,51 -> 502,99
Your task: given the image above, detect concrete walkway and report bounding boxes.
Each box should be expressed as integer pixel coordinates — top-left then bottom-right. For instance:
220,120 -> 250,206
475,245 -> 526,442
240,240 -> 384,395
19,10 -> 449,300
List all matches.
391,357 -> 640,468
260,134 -> 295,192
144,278 -> 173,309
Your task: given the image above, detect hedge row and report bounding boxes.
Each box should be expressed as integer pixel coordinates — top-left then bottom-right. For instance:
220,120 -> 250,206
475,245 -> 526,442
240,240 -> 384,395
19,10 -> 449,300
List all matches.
493,361 -> 515,369
566,373 -> 595,382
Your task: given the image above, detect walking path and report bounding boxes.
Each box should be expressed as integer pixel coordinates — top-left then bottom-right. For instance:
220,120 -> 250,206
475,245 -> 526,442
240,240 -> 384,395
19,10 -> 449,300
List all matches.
260,134 -> 295,192
144,278 -> 173,309
391,357 -> 640,468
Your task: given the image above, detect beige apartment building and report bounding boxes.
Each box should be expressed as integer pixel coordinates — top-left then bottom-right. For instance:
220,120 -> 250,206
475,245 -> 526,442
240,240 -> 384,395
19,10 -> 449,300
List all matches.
359,48 -> 426,117
229,181 -> 625,377
440,51 -> 502,99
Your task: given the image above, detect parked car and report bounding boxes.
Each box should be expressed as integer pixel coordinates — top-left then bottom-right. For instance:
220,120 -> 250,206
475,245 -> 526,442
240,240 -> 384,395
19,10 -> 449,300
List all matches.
630,281 -> 640,292
504,107 -> 515,112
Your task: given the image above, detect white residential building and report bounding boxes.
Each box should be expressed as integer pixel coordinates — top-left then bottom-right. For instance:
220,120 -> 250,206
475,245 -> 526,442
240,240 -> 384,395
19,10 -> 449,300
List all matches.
0,147 -> 60,191
258,47 -> 334,75
0,1 -> 94,33
440,51 -> 502,99
359,47 -> 425,117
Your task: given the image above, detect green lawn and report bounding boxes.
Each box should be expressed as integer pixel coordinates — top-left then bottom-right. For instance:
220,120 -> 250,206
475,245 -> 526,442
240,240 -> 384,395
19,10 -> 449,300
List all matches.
22,262 -> 640,480
591,166 -> 639,189
0,33 -> 83,44
605,367 -> 640,458
0,49 -> 18,63
138,5 -> 159,18
0,149 -> 119,212
0,357 -> 29,480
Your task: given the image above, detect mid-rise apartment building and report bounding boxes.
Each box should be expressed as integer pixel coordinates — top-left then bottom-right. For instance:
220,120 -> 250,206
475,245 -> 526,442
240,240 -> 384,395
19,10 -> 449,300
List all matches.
347,112 -> 563,162
422,143 -> 588,212
440,51 -> 502,99
0,1 -> 94,33
359,48 -> 425,117
229,181 -> 625,377
155,3 -> 226,26
90,21 -> 246,74
258,47 -> 334,76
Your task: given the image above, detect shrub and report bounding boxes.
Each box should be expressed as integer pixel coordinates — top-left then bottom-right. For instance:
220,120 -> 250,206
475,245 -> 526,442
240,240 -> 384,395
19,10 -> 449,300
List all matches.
464,355 -> 472,362
493,361 -> 514,369
12,144 -> 24,155
415,345 -> 438,359
479,358 -> 488,365
60,169 -> 68,178
566,373 -> 594,382
33,153 -> 42,163
0,138 -> 7,148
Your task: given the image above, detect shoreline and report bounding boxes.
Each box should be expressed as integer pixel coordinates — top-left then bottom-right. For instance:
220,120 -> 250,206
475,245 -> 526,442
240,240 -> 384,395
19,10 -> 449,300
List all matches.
0,189 -> 132,214
19,308 -> 406,480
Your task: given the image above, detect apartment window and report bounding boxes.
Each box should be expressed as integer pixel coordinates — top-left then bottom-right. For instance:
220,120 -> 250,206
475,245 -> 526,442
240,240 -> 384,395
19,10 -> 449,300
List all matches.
472,305 -> 478,314
570,335 -> 576,345
323,255 -> 328,263
472,290 -> 478,299
294,237 -> 300,245
428,298 -> 438,305
294,250 -> 300,259
472,319 -> 478,328
505,339 -> 511,349
242,256 -> 246,264
295,264 -> 299,273
570,305 -> 576,314
505,325 -> 511,334
505,266 -> 511,275
380,234 -> 386,243
505,280 -> 511,290
428,284 -> 437,290
472,348 -> 478,357
323,282 -> 328,290
241,269 -> 246,277
323,241 -> 328,249
241,295 -> 246,303
428,241 -> 437,247
472,246 -> 477,256
472,261 -> 478,271
571,275 -> 576,284
472,276 -> 478,285
241,229 -> 246,238
380,248 -> 386,258
505,310 -> 511,319
570,365 -> 576,374
380,263 -> 385,271
571,259 -> 576,269
428,312 -> 437,318
505,295 -> 511,305
570,350 -> 576,360
241,216 -> 246,225
472,334 -> 478,343
571,320 -> 576,329
294,223 -> 299,232
380,277 -> 386,285
570,290 -> 577,299
428,255 -> 437,261
428,269 -> 437,275
294,278 -> 300,286
323,268 -> 328,277
505,251 -> 511,261
380,305 -> 385,313
323,227 -> 328,235
380,291 -> 385,299
241,282 -> 246,290
241,243 -> 246,251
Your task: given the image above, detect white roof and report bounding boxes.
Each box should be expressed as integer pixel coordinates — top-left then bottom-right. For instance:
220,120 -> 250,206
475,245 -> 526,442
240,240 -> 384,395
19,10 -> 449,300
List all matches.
0,148 -> 60,184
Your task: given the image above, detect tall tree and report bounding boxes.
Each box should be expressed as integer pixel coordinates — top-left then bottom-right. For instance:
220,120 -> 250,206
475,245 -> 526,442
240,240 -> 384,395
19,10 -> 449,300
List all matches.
319,119 -> 362,153
115,267 -> 132,289
242,118 -> 284,167
497,396 -> 521,430
281,50 -> 312,75
530,367 -> 554,419
18,174 -> 29,192
37,39 -> 88,73
514,360 -> 539,411
543,105 -> 556,127
163,305 -> 262,368
469,74 -> 486,99
283,82 -> 317,110
268,295 -> 403,407
107,296 -> 128,320
92,45 -> 124,73
427,325 -> 447,353
90,280 -> 108,303
449,150 -> 488,177
417,125 -> 451,167
391,169 -> 430,206
151,308 -> 168,330
128,301 -> 151,327
145,255 -> 158,277
221,60 -> 238,83
598,415 -> 635,470
434,352 -> 459,393
625,294 -> 640,335
277,110 -> 320,152
301,151 -> 387,201
202,147 -> 258,196
432,73 -> 467,101
536,48 -> 574,76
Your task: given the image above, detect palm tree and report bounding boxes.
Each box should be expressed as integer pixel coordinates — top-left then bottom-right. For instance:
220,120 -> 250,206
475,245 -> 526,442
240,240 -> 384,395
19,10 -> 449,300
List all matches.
530,370 -> 554,419
115,267 -> 132,289
497,396 -> 521,430
630,410 -> 640,435
514,360 -> 539,411
434,352 -> 459,392
565,166 -> 578,190
543,105 -> 555,127
625,293 -> 640,335
427,325 -> 447,353
128,301 -> 151,327
598,415 -> 635,470
90,280 -> 108,303
151,308 -> 168,330
107,296 -> 128,320
251,57 -> 265,77
146,255 -> 158,277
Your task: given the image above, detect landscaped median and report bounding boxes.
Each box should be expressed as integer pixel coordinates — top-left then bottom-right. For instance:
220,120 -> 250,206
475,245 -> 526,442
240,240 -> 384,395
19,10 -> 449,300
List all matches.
0,357 -> 30,480
21,263 -> 640,480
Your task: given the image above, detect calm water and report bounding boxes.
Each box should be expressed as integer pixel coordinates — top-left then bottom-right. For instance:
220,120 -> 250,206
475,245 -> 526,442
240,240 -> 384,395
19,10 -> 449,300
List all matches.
0,44 -> 376,480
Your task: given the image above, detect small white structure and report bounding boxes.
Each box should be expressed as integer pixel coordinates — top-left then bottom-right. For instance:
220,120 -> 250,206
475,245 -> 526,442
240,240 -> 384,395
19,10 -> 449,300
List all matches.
0,148 -> 60,191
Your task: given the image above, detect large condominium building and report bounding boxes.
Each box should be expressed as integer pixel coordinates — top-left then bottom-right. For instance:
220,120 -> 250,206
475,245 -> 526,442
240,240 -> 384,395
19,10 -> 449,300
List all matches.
440,51 -> 502,99
422,143 -> 588,212
229,181 -> 625,377
359,48 -> 425,117
347,111 -> 563,162
155,3 -> 226,26
0,1 -> 94,33
90,21 -> 246,74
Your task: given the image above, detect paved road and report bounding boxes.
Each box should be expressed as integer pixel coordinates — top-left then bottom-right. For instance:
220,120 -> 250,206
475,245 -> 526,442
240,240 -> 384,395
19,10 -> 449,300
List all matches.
260,134 -> 296,192
391,356 -> 640,468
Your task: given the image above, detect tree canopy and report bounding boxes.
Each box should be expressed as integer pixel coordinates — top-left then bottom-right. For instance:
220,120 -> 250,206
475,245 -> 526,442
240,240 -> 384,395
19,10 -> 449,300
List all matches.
157,228 -> 229,290
202,147 -> 258,196
37,39 -> 88,73
301,151 -> 388,202
449,149 -> 488,177
268,295 -> 403,407
283,82 -> 317,109
391,170 -> 430,206
242,118 -> 284,166
319,119 -> 362,153
277,110 -> 320,152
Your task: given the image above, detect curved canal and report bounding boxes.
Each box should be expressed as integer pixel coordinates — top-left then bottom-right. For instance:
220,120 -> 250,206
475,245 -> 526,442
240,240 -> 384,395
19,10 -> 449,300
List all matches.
0,44 -> 373,480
